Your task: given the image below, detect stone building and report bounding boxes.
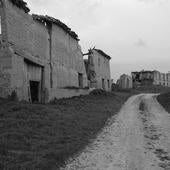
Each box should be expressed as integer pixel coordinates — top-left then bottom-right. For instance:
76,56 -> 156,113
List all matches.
84,48 -> 111,91
0,0 -> 88,102
132,70 -> 170,87
117,74 -> 132,89
153,71 -> 170,87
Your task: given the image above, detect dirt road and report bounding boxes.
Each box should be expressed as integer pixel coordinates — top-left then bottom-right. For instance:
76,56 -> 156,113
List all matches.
61,94 -> 170,170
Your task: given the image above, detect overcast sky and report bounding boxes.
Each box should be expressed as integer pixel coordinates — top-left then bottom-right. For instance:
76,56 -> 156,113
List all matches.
26,0 -> 170,81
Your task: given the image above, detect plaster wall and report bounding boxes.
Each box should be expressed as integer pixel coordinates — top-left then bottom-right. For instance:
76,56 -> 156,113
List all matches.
0,0 -> 88,101
90,50 -> 111,91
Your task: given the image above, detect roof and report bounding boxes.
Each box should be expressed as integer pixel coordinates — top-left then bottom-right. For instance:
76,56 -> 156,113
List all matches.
32,14 -> 80,41
94,49 -> 111,60
9,0 -> 30,13
120,74 -> 131,78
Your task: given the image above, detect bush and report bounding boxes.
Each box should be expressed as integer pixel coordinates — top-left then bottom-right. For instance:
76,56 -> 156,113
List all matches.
89,89 -> 108,95
8,91 -> 18,101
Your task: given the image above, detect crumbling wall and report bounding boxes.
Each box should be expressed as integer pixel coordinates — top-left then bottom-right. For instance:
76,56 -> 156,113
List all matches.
118,75 -> 132,89
3,0 -> 50,100
0,0 -> 88,101
5,0 -> 49,60
50,24 -> 88,93
0,67 -> 11,97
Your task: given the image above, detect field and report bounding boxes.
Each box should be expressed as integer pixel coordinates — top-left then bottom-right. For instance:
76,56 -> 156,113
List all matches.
0,90 -> 131,170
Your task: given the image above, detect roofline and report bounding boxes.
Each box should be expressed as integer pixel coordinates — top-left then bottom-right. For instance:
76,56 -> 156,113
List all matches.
32,14 -> 80,41
132,71 -> 154,74
9,0 -> 30,13
93,49 -> 111,60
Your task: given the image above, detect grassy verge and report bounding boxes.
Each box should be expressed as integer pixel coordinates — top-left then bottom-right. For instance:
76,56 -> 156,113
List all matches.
0,91 -> 131,170
115,85 -> 170,94
157,92 -> 170,113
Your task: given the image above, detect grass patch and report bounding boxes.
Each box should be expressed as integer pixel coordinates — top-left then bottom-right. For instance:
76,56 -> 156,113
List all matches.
157,92 -> 170,113
135,85 -> 170,94
0,91 -> 131,169
114,85 -> 170,94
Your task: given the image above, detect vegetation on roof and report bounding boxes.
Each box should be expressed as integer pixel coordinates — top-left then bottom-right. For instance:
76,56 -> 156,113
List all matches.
132,71 -> 154,74
9,0 -> 30,13
32,14 -> 80,41
94,49 -> 111,60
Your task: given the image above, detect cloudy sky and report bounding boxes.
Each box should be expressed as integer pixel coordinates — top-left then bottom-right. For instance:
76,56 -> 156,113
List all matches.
26,0 -> 170,81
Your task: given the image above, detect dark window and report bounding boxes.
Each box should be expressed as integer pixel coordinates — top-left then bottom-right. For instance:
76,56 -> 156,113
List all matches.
78,73 -> 83,88
0,16 -> 1,34
108,80 -> 110,89
102,79 -> 105,89
98,58 -> 100,66
127,79 -> 130,88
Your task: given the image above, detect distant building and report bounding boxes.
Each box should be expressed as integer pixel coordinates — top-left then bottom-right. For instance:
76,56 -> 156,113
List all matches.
84,48 -> 112,91
153,71 -> 170,87
117,74 -> 132,89
132,70 -> 170,87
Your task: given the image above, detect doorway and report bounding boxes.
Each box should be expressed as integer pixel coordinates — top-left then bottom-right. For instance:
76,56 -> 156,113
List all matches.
78,73 -> 83,88
30,81 -> 40,103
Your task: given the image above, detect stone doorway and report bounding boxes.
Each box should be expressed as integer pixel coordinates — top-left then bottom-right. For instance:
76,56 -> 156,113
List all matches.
30,81 -> 40,103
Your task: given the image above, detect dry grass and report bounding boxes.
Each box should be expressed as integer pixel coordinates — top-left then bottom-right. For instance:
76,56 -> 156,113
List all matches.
0,91 -> 131,170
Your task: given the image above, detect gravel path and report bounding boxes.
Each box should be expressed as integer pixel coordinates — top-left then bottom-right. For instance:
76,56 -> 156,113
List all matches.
61,94 -> 170,170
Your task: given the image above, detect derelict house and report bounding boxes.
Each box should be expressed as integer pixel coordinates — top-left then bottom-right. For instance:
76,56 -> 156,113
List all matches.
132,70 -> 170,88
84,48 -> 112,91
0,0 -> 88,102
117,74 -> 132,89
153,71 -> 170,87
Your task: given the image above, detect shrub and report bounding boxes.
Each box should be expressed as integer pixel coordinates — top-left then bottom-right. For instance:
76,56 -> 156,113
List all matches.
8,91 -> 18,101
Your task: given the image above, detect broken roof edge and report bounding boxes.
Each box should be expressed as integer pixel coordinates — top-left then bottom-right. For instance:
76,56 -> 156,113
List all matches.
94,49 -> 111,60
132,70 -> 154,74
9,0 -> 30,13
32,14 -> 80,41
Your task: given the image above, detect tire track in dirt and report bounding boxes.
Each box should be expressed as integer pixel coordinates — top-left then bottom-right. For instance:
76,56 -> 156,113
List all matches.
139,94 -> 170,170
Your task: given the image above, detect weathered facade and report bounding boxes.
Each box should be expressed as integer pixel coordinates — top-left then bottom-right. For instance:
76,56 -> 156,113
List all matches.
153,71 -> 170,87
0,0 -> 88,102
84,48 -> 111,91
117,74 -> 132,89
132,70 -> 154,86
132,70 -> 170,87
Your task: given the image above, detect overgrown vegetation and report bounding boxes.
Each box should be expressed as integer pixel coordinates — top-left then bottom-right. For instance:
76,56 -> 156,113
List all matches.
0,91 -> 131,169
134,85 -> 170,94
7,90 -> 18,101
63,86 -> 89,90
10,0 -> 30,13
157,92 -> 170,113
114,85 -> 170,94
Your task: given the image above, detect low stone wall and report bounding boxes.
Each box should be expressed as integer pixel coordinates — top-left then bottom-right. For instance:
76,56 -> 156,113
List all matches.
50,88 -> 90,100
